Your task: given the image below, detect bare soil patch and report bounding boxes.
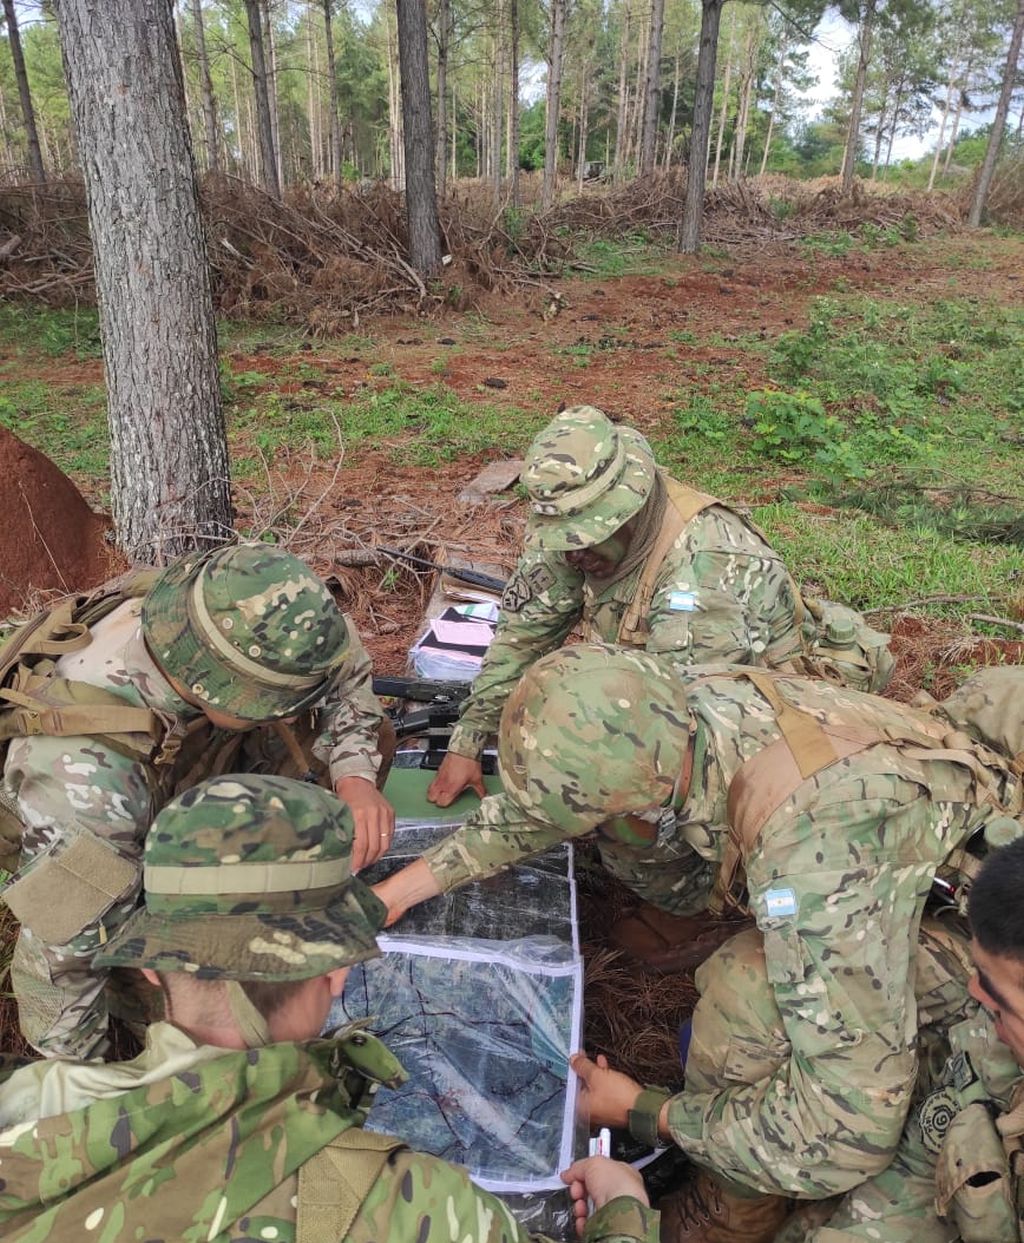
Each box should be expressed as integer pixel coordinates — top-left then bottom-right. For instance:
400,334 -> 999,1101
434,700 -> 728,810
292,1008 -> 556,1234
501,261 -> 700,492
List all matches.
0,425 -> 117,619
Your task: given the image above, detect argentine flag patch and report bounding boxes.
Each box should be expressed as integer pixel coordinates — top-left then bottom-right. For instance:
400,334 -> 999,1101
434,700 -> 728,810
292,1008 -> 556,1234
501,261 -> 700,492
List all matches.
668,590 -> 698,612
763,888 -> 798,919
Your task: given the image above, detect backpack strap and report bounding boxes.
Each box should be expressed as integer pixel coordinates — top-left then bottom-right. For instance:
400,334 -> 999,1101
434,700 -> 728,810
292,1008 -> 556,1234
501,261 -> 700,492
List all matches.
700,669 -> 1018,913
296,1128 -> 406,1243
617,480 -> 719,645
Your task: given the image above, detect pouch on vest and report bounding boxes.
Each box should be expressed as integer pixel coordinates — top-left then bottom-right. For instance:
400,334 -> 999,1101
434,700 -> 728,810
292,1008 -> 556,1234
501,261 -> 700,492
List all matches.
935,1101 -> 1018,1242
0,572 -> 164,867
297,1128 -> 406,1243
797,597 -> 895,695
2,831 -> 138,945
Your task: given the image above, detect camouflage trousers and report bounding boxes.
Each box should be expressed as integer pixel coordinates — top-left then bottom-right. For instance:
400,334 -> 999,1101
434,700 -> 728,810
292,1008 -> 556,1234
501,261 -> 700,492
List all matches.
678,917 -> 980,1241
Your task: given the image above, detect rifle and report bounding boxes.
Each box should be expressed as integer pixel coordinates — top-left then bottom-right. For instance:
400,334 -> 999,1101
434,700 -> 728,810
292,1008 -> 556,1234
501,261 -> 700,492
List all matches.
376,548 -> 507,595
371,676 -> 495,772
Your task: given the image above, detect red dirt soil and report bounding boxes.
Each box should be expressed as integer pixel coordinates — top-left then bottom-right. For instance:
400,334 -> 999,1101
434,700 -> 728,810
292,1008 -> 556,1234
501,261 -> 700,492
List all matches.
0,425 -> 115,618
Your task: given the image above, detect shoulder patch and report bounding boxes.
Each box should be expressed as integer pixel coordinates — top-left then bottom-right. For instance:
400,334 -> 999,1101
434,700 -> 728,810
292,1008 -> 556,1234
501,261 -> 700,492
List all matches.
526,564 -> 557,594
918,1087 -> 959,1155
501,572 -> 533,613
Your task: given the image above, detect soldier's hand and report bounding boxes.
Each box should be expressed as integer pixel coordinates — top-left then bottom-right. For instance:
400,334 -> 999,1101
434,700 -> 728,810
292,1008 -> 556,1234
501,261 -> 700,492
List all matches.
570,1052 -> 645,1129
334,776 -> 396,871
427,753 -> 486,807
561,1156 -> 648,1235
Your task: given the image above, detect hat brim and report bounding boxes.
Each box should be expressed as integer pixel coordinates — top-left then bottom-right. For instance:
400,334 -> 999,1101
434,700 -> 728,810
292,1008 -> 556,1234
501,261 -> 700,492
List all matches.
524,430 -> 657,552
95,882 -> 384,980
143,558 -> 327,723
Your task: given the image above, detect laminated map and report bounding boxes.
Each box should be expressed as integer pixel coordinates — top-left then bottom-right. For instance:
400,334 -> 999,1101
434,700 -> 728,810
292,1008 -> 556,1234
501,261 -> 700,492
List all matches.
327,770 -> 584,1232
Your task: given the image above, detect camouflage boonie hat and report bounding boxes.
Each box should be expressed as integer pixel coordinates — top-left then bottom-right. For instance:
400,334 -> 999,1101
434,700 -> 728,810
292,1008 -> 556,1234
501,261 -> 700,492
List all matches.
142,543 -> 350,721
498,643 -> 689,832
523,407 -> 657,551
96,774 -> 384,979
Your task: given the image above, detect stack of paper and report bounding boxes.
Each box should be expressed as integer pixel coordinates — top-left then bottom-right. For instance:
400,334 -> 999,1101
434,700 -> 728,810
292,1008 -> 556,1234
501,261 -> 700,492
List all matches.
410,603 -> 498,681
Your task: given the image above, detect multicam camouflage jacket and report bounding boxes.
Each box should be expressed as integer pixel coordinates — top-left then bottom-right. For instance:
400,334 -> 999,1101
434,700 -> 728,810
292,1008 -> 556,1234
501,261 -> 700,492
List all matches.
0,1022 -> 659,1243
448,496 -> 803,758
0,597 -> 387,1058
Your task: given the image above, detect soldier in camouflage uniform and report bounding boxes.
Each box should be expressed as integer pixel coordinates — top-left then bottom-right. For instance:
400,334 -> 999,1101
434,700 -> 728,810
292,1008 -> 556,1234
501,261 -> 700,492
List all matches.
0,543 -> 395,1060
428,405 -> 892,811
0,774 -> 659,1243
374,644 -> 1024,1241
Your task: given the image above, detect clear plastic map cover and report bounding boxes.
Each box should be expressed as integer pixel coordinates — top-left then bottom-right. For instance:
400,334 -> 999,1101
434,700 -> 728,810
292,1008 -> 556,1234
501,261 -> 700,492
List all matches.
328,819 -> 584,1235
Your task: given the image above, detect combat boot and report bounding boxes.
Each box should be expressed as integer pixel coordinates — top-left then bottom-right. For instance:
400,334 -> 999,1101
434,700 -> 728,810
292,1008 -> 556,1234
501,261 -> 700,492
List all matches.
658,1169 -> 790,1243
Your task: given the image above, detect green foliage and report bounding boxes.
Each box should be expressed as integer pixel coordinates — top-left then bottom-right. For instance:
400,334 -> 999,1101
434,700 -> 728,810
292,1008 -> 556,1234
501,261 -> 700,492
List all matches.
0,306 -> 102,360
0,381 -> 109,480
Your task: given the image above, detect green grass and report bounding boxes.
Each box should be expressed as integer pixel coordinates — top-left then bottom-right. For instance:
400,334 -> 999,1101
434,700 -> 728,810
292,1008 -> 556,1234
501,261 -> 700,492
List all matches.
571,235 -> 674,279
649,291 -> 1024,613
228,382 -> 545,478
0,379 -> 109,480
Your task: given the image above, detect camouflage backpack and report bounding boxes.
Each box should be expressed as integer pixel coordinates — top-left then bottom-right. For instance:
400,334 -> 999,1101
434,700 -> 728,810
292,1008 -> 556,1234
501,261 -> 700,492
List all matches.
0,570 -> 170,872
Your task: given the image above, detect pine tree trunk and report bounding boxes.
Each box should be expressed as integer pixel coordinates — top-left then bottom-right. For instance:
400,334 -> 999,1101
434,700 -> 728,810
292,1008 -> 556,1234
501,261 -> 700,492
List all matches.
306,9 -> 321,179
263,2 -> 284,189
491,18 -> 503,201
435,0 -> 450,193
943,71 -> 967,175
969,0 -> 1024,226
759,47 -> 784,176
841,0 -> 877,194
541,0 -> 566,209
322,0 -> 344,177
711,14 -> 734,188
230,50 -> 247,175
577,60 -> 589,190
732,27 -> 755,179
509,0 -> 520,204
51,0 -> 231,561
243,0 -> 281,196
613,4 -> 632,179
663,49 -> 680,169
927,58 -> 957,190
386,4 -> 404,189
2,0 -> 46,181
451,84 -> 457,179
629,15 -> 648,168
190,0 -> 221,175
396,0 -> 442,273
639,0 -> 666,176
678,0 -> 724,253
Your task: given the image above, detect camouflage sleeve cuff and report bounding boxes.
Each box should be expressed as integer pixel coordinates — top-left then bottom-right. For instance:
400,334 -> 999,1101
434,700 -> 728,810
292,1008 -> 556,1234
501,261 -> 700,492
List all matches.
445,723 -> 490,759
329,756 -> 381,786
582,1197 -> 660,1243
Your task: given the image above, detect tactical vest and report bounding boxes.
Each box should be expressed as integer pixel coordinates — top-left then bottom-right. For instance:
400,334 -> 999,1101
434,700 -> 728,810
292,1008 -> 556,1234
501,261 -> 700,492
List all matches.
0,574 -> 323,875
296,1128 -> 405,1243
699,669 -> 1023,912
584,479 -> 894,694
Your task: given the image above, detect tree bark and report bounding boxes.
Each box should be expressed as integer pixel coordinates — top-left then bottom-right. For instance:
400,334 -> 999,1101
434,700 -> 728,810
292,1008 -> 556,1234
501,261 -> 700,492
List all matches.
386,4 -> 404,189
711,12 -> 734,187
968,0 -> 1024,227
542,0 -> 567,209
678,0 -> 725,253
576,59 -> 589,190
841,0 -> 877,195
509,0 -> 520,204
263,2 -> 284,188
190,0 -> 221,174
2,0 -> 46,181
639,0 -> 666,176
396,0 -> 442,273
663,48 -> 680,169
613,3 -> 632,179
759,43 -> 785,176
51,0 -> 231,562
306,8 -> 322,179
322,0 -> 344,177
434,0 -> 451,193
242,0 -> 281,196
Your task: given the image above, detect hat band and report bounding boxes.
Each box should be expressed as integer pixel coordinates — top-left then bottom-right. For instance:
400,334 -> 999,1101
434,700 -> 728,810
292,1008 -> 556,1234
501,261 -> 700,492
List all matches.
145,856 -> 348,896
189,567 -> 325,691
530,436 -> 627,517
